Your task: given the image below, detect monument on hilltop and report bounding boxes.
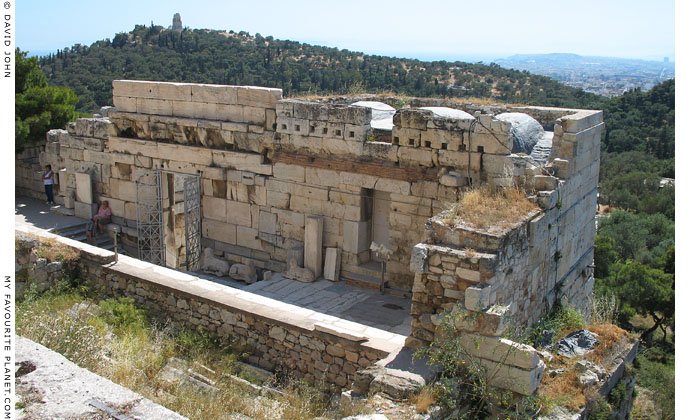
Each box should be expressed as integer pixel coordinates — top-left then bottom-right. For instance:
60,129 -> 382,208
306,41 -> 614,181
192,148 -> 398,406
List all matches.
171,13 -> 182,31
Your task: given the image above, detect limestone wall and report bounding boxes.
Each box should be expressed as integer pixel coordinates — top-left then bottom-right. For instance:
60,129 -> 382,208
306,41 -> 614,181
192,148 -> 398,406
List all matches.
15,145 -> 47,200
15,80 -> 604,397
405,107 -> 602,395
408,107 -> 601,332
19,80 -> 601,296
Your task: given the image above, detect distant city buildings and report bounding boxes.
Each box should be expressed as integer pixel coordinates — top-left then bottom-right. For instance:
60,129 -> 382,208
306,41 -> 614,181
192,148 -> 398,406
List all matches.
495,54 -> 674,97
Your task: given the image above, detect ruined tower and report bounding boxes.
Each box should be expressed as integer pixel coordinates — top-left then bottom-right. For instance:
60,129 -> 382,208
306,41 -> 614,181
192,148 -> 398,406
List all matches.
172,13 -> 182,31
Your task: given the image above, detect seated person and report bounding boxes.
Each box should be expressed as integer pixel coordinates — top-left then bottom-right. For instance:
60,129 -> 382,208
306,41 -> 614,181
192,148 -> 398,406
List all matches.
87,201 -> 112,239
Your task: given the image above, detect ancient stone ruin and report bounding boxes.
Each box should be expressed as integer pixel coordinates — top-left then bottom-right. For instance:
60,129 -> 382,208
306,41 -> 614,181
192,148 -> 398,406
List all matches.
171,13 -> 183,31
16,80 -> 603,396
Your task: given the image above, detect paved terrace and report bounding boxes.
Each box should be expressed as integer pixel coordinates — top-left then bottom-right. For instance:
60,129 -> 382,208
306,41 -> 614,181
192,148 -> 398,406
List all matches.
16,195 -> 411,341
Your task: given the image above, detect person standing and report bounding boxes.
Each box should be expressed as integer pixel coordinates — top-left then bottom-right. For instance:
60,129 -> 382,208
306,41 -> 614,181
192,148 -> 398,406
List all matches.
42,165 -> 55,205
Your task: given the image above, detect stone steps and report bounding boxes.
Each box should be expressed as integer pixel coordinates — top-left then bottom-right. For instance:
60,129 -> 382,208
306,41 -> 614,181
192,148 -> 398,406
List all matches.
49,221 -> 121,254
341,261 -> 383,279
340,272 -> 411,298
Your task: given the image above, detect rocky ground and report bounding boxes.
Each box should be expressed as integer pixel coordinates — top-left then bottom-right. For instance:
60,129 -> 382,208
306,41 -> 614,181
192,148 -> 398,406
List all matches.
15,335 -> 188,420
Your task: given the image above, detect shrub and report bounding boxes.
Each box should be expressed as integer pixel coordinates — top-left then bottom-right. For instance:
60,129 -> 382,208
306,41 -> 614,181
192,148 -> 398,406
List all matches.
588,395 -> 613,420
98,297 -> 148,334
416,308 -> 543,418
529,305 -> 585,347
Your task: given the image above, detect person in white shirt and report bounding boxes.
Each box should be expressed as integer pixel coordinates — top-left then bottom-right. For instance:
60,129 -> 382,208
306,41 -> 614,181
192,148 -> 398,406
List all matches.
42,165 -> 55,205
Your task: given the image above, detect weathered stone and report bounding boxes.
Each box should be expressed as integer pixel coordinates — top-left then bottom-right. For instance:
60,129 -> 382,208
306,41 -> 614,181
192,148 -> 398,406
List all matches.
459,334 -> 540,370
480,358 -> 545,395
287,246 -> 304,268
343,221 -> 368,253
409,244 -> 428,273
578,371 -> 599,387
74,201 -> 95,220
268,326 -> 287,342
464,284 -> 492,311
304,216 -> 324,278
228,263 -> 257,284
364,365 -> 426,401
201,247 -> 230,276
74,173 -> 92,204
323,248 -> 341,282
283,259 -> 315,283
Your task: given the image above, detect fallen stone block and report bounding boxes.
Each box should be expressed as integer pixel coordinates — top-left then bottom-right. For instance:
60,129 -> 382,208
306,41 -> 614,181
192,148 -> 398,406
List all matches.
323,248 -> 341,281
229,263 -> 257,284
480,357 -> 545,395
459,334 -> 540,370
201,247 -> 229,277
283,258 -> 315,283
304,216 -> 324,278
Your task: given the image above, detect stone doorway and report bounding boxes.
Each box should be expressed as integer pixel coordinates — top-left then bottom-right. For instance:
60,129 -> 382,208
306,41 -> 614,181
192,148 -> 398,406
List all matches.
135,170 -> 201,271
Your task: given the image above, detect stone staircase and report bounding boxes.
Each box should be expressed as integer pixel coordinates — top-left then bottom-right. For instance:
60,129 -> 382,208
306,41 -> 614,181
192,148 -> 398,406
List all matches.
341,261 -> 412,298
48,221 -> 123,254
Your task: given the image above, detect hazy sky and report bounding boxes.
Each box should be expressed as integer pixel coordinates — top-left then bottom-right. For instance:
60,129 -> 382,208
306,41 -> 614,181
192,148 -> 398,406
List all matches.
17,0 -> 675,61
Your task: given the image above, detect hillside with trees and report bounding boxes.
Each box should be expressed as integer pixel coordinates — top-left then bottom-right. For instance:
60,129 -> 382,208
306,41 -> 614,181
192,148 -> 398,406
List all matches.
36,24 -> 604,113
594,79 -> 674,419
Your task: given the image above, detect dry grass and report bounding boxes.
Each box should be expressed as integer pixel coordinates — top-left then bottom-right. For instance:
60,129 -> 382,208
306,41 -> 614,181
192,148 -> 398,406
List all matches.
540,368 -> 586,411
412,386 -> 436,413
590,293 -> 618,325
631,387 -> 663,420
443,186 -> 539,233
17,293 -> 340,420
586,324 -> 631,366
539,322 -> 633,412
28,236 -> 81,263
286,91 -> 526,107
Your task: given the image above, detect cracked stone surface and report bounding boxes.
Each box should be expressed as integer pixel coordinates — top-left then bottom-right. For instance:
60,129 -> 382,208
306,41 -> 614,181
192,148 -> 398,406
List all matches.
15,335 -> 188,420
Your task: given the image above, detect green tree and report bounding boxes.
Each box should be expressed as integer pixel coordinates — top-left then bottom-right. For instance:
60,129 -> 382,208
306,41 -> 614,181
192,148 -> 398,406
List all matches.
594,235 -> 618,278
597,211 -> 674,265
15,49 -> 78,149
599,260 -> 673,341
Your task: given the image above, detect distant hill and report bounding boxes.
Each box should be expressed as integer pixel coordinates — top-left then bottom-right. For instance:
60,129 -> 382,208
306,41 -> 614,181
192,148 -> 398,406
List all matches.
35,25 -> 605,113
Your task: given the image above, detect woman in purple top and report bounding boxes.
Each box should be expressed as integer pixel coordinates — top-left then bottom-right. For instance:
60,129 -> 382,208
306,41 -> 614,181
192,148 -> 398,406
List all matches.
87,201 -> 112,239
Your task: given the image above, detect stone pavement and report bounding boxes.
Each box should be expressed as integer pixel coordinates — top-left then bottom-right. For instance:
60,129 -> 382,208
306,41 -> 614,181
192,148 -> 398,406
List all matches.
15,196 -> 84,231
242,276 -> 412,335
17,195 -> 412,337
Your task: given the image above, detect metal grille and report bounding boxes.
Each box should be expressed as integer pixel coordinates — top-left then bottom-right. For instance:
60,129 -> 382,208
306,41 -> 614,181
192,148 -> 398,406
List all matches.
183,175 -> 202,271
136,170 -> 165,266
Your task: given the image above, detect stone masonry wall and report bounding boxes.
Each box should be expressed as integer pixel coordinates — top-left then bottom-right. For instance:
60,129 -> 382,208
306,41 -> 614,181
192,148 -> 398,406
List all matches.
405,107 -> 602,395
408,107 -> 602,335
15,80 -> 604,397
15,145 -> 47,200
15,227 -> 401,390
19,80 -> 601,296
